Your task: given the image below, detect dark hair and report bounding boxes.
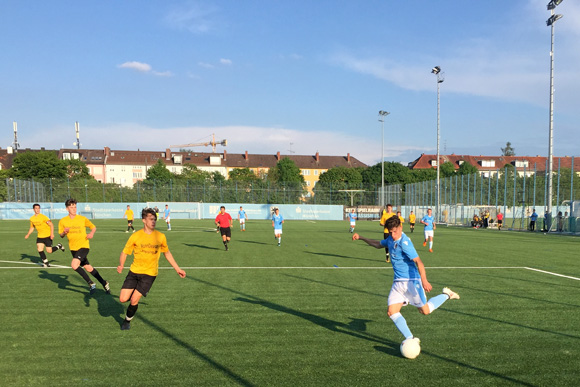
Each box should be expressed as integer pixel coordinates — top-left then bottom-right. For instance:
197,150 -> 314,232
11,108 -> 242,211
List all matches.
65,198 -> 77,207
33,203 -> 40,209
385,216 -> 401,232
142,207 -> 157,219
220,206 -> 225,209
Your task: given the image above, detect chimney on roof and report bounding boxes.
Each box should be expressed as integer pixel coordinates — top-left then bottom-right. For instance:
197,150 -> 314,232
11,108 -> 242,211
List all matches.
166,148 -> 171,160
104,147 -> 111,157
347,153 -> 351,163
315,152 -> 319,162
277,151 -> 281,161
223,150 -> 227,160
245,151 -> 249,160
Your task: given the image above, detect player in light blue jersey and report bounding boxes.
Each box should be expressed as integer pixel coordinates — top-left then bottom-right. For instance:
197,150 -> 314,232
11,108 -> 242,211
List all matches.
352,216 -> 459,346
163,204 -> 171,231
420,208 -> 436,252
348,209 -> 357,233
271,208 -> 284,246
238,206 -> 247,231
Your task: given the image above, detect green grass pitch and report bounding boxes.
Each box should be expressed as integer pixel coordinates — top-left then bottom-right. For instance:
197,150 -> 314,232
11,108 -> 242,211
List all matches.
1,218 -> 579,386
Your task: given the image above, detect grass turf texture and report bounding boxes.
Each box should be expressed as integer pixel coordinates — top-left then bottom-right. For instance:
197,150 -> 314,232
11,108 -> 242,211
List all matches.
1,218 -> 579,386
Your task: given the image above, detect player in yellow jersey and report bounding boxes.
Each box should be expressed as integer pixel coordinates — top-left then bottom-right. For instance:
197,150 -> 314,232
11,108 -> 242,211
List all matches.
59,199 -> 110,295
117,207 -> 186,331
124,205 -> 135,233
409,211 -> 416,233
379,204 -> 396,262
25,204 -> 65,267
397,211 -> 405,225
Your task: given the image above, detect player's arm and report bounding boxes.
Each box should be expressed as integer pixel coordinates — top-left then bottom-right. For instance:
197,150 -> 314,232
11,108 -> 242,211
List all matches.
86,226 -> 96,240
48,220 -> 55,239
352,233 -> 383,249
25,224 -> 35,239
163,250 -> 186,278
117,252 -> 128,273
413,256 -> 432,292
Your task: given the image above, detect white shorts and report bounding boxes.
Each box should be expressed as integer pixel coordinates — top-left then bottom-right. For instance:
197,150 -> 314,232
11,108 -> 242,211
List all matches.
388,280 -> 427,308
274,229 -> 283,235
424,230 -> 434,238
350,221 -> 356,226
165,216 -> 171,223
239,219 -> 245,224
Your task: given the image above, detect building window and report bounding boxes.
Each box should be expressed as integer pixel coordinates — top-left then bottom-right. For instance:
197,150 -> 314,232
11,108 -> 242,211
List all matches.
302,169 -> 310,176
514,160 -> 529,168
314,170 -> 319,175
481,160 -> 495,168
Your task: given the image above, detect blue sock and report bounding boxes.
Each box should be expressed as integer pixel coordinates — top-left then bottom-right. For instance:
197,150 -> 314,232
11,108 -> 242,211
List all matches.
390,312 -> 413,339
427,294 -> 449,313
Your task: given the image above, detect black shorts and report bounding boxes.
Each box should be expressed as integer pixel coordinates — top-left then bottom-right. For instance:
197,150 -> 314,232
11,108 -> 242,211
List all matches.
122,271 -> 157,297
498,220 -> 503,225
127,219 -> 133,225
36,237 -> 53,247
410,223 -> 415,227
70,248 -> 90,266
220,227 -> 232,238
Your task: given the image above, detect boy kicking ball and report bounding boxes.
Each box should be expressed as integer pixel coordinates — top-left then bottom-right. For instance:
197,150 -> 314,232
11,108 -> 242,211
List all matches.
117,208 -> 186,330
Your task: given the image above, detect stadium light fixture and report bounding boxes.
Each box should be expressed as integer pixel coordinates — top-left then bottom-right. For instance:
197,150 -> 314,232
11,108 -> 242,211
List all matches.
545,0 -> 563,221
378,110 -> 390,208
432,66 -> 444,223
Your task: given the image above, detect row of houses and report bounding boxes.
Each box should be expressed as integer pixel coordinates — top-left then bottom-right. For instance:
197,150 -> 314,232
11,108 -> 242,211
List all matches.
0,147 -> 367,195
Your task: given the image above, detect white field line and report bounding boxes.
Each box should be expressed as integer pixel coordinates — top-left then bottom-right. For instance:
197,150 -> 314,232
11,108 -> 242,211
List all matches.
524,267 -> 580,281
0,260 -> 69,268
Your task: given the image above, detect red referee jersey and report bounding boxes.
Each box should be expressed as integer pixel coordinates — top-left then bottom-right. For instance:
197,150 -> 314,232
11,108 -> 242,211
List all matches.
215,213 -> 232,228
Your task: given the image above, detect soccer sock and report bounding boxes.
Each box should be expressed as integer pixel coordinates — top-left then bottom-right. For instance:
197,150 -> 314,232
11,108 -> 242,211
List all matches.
390,312 -> 413,339
39,251 -> 48,263
278,237 -> 281,244
75,267 -> 92,284
126,303 -> 139,321
89,268 -> 107,286
429,241 -> 433,249
427,294 -> 449,313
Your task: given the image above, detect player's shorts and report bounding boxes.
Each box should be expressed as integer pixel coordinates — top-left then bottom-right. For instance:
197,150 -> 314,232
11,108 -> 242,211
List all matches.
498,220 -> 503,225
70,248 -> 90,266
424,230 -> 434,238
36,237 -> 53,247
127,219 -> 133,224
350,221 -> 356,226
122,270 -> 157,297
388,280 -> 427,308
410,222 -> 415,227
274,228 -> 283,235
165,216 -> 171,222
239,218 -> 246,224
220,227 -> 232,238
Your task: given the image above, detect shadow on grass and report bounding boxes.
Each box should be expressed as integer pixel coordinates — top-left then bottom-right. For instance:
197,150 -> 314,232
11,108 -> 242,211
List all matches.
21,253 -> 43,266
134,314 -> 254,386
184,243 -> 221,250
237,240 -> 269,246
282,273 -> 385,298
38,270 -> 91,306
303,250 -> 380,263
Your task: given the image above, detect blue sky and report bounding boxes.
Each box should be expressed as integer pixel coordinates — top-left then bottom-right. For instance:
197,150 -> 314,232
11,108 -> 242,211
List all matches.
1,0 -> 578,166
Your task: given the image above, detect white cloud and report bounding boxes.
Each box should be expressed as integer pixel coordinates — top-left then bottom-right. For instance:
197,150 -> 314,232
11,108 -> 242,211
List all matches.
164,3 -> 219,34
118,61 -> 152,73
220,58 -> 232,65
198,62 -> 215,69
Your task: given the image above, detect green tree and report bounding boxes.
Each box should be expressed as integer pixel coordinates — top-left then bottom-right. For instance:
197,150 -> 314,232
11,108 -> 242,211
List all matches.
268,157 -> 305,184
64,159 -> 92,179
362,162 -> 412,185
229,168 -> 259,182
143,159 -> 173,184
11,151 -> 67,179
318,166 -> 363,186
410,168 -> 436,182
440,161 -> 456,177
457,161 -> 479,175
179,164 -> 210,181
501,142 -> 515,156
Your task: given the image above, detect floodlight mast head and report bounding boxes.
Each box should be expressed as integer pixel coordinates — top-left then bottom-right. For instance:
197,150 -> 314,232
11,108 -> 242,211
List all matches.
547,0 -> 563,11
546,14 -> 563,26
378,110 -> 390,118
431,66 -> 441,75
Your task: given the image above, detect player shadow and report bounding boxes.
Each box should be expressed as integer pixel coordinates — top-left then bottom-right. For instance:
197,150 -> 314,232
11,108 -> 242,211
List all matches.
282,273 -> 385,298
133,314 -> 254,386
38,270 -> 91,306
21,253 -> 45,266
304,251 -> 380,263
237,240 -> 269,246
184,243 -> 221,250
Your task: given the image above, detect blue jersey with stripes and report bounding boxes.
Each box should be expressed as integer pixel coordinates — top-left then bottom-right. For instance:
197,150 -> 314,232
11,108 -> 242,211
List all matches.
348,213 -> 357,222
380,232 -> 420,281
421,215 -> 434,231
238,210 -> 246,219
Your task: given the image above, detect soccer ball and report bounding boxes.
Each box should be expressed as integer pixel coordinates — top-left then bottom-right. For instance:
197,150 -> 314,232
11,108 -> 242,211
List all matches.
400,337 -> 421,359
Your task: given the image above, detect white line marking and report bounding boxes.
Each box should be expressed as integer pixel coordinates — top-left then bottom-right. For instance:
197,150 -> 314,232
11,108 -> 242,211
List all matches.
524,267 -> 580,281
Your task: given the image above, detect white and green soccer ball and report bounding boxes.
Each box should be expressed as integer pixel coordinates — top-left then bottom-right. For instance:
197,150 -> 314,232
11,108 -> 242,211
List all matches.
400,337 -> 421,359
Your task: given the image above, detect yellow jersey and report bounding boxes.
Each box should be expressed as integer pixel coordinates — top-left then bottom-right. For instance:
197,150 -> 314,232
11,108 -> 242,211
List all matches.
30,213 -> 52,238
398,216 -> 405,223
409,214 -> 416,223
380,211 -> 396,232
124,209 -> 134,221
122,229 -> 169,276
58,215 -> 95,251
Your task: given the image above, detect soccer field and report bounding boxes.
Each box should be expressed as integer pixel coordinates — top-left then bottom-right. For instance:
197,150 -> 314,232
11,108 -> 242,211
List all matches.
1,218 -> 579,386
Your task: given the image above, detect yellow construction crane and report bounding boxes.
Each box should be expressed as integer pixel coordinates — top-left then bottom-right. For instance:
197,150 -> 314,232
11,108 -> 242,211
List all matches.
170,133 -> 227,153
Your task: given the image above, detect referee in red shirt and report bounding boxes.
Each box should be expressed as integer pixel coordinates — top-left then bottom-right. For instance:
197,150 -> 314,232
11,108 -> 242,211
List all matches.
215,206 -> 233,251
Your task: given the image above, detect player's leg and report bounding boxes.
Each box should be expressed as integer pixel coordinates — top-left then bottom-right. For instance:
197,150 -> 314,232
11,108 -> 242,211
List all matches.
387,303 -> 413,340
36,241 -> 50,267
71,255 -> 94,291
384,232 -> 390,262
418,287 -> 460,315
428,233 -> 434,252
84,262 -> 110,293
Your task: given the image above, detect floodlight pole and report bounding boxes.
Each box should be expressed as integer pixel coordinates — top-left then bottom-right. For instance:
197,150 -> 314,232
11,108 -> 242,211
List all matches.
378,111 -> 390,207
432,67 -> 444,223
546,0 -> 563,219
